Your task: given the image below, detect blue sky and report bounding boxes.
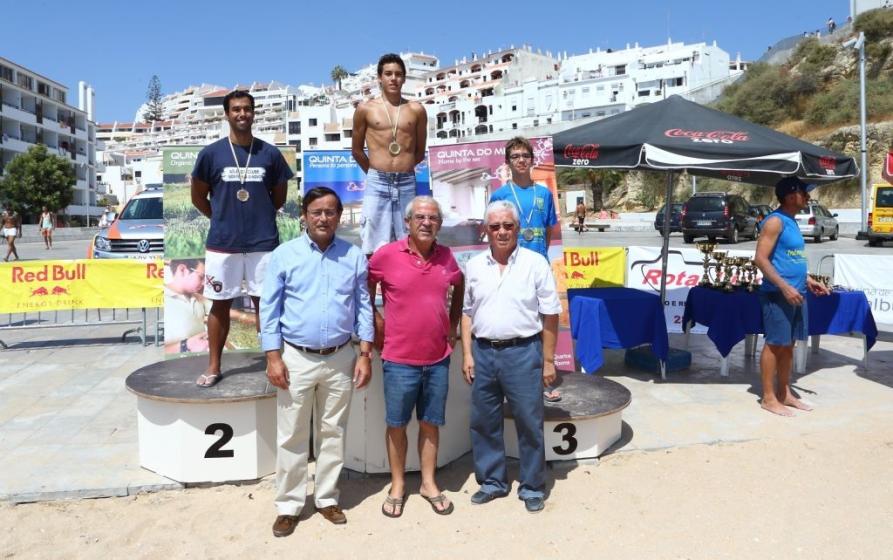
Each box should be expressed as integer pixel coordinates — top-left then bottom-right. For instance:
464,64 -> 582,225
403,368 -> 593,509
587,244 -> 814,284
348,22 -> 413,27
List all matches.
3,0 -> 850,122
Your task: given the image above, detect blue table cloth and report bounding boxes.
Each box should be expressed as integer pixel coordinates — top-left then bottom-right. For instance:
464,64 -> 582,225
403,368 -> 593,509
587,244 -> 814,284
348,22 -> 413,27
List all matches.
569,287 -> 670,373
682,287 -> 878,357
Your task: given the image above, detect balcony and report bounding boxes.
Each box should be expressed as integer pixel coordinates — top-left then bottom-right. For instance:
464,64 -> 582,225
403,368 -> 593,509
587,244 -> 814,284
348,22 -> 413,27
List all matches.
1,103 -> 37,124
0,135 -> 30,153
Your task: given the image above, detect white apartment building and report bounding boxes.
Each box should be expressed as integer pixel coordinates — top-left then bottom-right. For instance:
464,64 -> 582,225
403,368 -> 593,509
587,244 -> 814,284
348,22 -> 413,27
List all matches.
423,41 -> 736,144
0,57 -> 99,221
96,150 -> 162,209
338,52 -> 439,109
417,46 -> 560,141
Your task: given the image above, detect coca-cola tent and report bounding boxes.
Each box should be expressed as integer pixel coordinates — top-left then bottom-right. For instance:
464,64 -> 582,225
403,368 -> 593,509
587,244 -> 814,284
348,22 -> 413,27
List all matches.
552,96 -> 859,344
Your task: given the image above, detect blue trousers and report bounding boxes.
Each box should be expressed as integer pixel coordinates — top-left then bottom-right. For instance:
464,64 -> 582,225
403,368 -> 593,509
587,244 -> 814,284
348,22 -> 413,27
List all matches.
470,337 -> 545,500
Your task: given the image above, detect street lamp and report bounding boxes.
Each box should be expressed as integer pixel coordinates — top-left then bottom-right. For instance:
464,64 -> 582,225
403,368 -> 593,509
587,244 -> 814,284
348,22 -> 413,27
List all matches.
843,31 -> 868,237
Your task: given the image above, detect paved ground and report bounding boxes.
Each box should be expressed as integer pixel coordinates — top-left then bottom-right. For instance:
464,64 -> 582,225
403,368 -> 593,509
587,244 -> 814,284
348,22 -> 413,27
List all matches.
0,317 -> 890,503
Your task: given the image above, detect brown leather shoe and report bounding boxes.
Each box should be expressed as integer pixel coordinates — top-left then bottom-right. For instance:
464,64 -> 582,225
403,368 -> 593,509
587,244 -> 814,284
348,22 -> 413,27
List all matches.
272,515 -> 299,537
318,505 -> 347,525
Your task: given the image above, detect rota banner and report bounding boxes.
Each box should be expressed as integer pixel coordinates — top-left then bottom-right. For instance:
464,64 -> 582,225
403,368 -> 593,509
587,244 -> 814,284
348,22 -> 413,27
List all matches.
563,247 -> 625,289
1,259 -> 163,313
625,246 -> 759,333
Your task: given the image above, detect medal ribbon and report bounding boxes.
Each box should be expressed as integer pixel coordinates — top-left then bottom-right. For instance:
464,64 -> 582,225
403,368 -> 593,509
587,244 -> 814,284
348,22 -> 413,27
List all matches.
228,138 -> 255,185
508,182 -> 538,233
382,97 -> 402,148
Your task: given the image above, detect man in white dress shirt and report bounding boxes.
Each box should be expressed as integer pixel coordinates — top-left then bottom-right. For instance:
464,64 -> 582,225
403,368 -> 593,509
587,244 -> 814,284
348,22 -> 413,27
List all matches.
460,200 -> 561,514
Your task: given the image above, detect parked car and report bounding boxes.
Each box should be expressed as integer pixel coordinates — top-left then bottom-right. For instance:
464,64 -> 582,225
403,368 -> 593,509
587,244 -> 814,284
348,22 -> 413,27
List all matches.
868,183 -> 893,247
795,201 -> 839,243
681,192 -> 757,244
654,203 -> 683,233
88,185 -> 164,259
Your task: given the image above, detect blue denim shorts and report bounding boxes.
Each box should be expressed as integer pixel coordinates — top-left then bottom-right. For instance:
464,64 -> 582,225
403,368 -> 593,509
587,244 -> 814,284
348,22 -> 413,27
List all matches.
361,169 -> 416,254
382,357 -> 450,427
760,291 -> 808,346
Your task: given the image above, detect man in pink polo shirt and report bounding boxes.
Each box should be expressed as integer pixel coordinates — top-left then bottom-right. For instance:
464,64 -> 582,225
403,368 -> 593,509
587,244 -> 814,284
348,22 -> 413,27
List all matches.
368,195 -> 464,518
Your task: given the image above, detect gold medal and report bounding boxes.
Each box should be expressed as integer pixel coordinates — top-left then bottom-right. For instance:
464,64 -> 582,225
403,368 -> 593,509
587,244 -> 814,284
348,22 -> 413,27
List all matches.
236,188 -> 250,202
388,141 -> 401,156
522,228 -> 535,242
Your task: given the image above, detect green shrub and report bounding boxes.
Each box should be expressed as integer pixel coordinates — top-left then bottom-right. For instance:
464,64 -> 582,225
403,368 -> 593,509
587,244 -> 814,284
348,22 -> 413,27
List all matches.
855,8 -> 893,43
805,77 -> 893,126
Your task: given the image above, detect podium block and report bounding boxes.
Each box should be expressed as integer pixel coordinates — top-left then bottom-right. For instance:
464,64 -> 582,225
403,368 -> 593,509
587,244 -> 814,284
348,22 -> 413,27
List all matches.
505,372 -> 630,462
126,354 -> 275,484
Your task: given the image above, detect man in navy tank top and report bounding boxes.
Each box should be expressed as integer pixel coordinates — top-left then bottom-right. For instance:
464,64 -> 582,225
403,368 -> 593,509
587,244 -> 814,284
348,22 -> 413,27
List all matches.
754,177 -> 829,416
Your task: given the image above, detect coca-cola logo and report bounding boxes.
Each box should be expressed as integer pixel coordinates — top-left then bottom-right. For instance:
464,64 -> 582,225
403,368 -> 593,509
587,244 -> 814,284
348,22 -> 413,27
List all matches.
818,156 -> 836,171
562,143 -> 600,160
664,129 -> 750,144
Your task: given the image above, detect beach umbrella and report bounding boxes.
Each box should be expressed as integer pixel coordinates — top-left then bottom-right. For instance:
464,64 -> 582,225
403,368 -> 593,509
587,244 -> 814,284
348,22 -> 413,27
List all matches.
553,95 -> 859,313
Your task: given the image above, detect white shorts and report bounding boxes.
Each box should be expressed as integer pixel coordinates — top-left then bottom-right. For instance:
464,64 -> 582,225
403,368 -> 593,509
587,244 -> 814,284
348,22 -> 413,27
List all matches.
202,250 -> 271,300
2,228 -> 17,238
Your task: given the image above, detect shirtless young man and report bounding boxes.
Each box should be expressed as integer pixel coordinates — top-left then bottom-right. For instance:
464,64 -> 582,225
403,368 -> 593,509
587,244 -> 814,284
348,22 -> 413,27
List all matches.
352,53 -> 428,255
2,204 -> 22,262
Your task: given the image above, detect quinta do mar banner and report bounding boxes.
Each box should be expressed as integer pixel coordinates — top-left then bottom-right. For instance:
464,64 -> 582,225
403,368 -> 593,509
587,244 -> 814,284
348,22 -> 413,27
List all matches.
0,259 -> 163,313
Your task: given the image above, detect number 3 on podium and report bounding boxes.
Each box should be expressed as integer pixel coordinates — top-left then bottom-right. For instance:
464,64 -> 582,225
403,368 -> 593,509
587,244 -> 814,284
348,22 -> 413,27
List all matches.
552,422 -> 578,455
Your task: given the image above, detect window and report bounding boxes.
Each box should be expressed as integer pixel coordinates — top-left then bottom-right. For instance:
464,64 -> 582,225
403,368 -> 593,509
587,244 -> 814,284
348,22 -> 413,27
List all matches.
295,159 -> 302,172
0,64 -> 12,82
596,85 -> 604,92
512,123 -> 518,129
324,133 -> 340,142
343,130 -> 352,138
288,121 -> 301,134
38,82 -> 50,96
308,118 -> 318,126
582,87 -> 590,94
511,104 -> 517,111
17,73 -> 33,90
309,137 -> 318,147
638,90 -> 651,97
614,65 -> 626,75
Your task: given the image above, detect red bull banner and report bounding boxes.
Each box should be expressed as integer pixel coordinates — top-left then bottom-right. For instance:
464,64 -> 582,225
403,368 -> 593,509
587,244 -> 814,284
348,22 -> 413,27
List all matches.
0,259 -> 163,313
563,247 -> 625,289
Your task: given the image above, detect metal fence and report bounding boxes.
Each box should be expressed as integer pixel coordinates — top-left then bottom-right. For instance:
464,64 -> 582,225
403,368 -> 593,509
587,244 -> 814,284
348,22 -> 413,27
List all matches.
0,307 -> 154,350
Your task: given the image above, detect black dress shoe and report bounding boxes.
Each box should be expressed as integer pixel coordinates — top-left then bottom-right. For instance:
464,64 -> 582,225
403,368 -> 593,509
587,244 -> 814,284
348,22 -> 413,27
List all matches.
470,490 -> 506,505
272,515 -> 299,537
523,496 -> 545,513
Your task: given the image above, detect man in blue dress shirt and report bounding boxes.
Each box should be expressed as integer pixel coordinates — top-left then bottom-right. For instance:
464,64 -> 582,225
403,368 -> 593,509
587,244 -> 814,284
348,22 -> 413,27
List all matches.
260,187 -> 374,537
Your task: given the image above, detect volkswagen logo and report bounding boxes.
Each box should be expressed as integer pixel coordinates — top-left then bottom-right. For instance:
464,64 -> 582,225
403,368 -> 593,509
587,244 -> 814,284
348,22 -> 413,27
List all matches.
137,239 -> 151,253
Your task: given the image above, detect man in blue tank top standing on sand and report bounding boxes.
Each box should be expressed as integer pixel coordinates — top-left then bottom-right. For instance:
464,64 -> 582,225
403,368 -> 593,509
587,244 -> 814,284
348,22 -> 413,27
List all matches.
754,177 -> 829,417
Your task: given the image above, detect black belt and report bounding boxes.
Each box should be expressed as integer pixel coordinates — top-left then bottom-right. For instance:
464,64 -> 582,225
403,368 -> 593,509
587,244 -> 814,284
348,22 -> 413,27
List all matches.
474,334 -> 539,348
284,340 -> 349,356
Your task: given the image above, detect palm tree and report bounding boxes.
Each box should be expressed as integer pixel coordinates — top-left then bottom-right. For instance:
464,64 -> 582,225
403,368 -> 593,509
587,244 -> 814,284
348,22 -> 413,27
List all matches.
330,65 -> 349,91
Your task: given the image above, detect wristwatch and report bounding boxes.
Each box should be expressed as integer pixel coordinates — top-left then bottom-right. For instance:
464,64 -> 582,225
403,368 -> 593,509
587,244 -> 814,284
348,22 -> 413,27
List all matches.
359,351 -> 373,358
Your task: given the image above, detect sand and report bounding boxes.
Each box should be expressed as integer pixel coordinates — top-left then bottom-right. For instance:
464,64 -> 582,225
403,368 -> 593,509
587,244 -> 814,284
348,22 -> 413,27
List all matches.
3,424 -> 892,560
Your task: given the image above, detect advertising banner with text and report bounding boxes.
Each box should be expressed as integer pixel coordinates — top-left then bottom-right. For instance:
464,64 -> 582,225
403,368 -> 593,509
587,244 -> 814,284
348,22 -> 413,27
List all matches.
0,259 -> 163,313
835,254 -> 893,325
626,246 -> 758,334
302,150 -> 431,208
563,247 -> 625,289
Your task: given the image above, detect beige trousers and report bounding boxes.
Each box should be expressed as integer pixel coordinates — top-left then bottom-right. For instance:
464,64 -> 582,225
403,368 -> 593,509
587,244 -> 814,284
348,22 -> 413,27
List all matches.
274,343 -> 355,515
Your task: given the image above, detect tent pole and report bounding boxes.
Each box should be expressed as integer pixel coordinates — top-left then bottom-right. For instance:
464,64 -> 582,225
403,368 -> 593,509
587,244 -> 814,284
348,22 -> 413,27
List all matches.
659,172 -> 674,313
